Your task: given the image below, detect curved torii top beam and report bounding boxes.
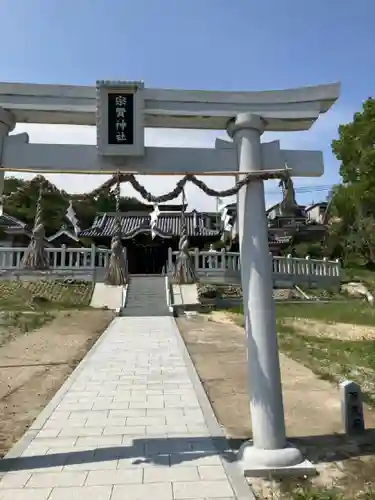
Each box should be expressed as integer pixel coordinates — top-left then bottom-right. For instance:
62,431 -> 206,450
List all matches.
0,81 -> 340,131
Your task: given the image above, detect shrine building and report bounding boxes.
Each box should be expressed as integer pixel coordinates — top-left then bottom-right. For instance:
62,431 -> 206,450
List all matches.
78,204 -> 221,274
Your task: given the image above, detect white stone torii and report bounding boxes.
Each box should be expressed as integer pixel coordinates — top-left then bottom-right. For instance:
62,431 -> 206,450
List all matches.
0,81 -> 337,175
0,80 -> 340,476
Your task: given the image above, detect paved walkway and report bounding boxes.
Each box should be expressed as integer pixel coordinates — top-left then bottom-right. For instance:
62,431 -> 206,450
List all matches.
0,316 -> 251,499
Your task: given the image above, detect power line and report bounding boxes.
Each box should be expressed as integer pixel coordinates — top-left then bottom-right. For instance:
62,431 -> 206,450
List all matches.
264,184 -> 332,195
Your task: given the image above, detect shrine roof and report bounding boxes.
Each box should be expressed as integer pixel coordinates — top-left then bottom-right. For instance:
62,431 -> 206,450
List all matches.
304,201 -> 328,211
47,226 -> 80,243
129,203 -> 187,213
0,212 -> 55,245
79,212 -> 220,239
0,213 -> 27,230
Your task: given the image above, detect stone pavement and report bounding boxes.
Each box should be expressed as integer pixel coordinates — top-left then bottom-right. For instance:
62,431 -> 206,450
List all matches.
0,316 -> 252,499
89,284 -> 123,310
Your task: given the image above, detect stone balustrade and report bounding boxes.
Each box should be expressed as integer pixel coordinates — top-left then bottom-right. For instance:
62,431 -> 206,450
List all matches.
168,248 -> 341,287
0,245 -> 341,287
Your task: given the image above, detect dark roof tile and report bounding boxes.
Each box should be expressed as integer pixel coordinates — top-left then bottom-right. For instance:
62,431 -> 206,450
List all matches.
79,212 -> 220,238
0,213 -> 26,229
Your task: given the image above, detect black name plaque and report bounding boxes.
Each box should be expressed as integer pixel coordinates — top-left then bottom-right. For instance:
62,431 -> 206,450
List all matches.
107,93 -> 135,146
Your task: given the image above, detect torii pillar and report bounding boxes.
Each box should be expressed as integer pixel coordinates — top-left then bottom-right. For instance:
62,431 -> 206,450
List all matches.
228,113 -> 311,475
0,108 -> 15,204
0,79 -> 339,476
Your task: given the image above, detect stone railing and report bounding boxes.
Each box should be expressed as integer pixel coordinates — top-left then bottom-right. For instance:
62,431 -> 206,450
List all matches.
0,245 -> 341,287
0,245 -> 112,271
167,248 -> 341,287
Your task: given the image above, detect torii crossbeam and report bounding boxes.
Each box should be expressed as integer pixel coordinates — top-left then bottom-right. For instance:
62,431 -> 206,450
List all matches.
0,80 -> 340,477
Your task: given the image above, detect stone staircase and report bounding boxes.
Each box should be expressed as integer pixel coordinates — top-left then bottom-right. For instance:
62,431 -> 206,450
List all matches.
121,276 -> 170,317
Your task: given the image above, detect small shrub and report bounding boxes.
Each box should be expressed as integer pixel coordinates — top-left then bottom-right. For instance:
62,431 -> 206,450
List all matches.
198,285 -> 220,299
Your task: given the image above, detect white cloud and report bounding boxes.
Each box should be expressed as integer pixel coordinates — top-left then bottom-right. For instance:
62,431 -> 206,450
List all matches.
10,105 -> 351,211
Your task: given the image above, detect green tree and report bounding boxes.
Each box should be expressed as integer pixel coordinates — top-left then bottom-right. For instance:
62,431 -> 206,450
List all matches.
4,176 -> 68,235
325,184 -> 368,265
328,98 -> 375,266
333,98 -> 375,191
3,176 -> 24,195
3,176 -> 147,235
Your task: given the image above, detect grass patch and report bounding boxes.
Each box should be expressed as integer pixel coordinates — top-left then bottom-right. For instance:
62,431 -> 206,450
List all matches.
226,301 -> 375,327
343,267 -> 375,285
277,322 -> 375,404
0,311 -> 55,347
303,287 -> 346,300
213,299 -> 375,499
0,279 -> 94,310
263,479 -> 375,499
249,471 -> 375,499
279,484 -> 345,500
276,301 -> 375,326
276,482 -> 375,500
219,301 -> 375,404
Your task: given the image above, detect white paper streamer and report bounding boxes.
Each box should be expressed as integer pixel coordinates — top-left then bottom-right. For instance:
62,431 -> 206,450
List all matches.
150,203 -> 160,239
193,210 -> 198,232
223,213 -> 232,232
66,201 -> 81,235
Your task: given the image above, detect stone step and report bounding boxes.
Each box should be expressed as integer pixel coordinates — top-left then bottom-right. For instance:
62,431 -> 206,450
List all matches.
119,309 -> 170,317
125,305 -> 168,308
127,300 -> 165,303
124,276 -> 168,316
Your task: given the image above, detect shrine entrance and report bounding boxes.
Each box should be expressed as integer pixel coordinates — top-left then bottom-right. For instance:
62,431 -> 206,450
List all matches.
0,79 -> 340,477
125,234 -> 169,275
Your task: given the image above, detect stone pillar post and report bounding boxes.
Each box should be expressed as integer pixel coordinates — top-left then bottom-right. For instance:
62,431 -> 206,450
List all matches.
227,113 -> 304,474
0,107 -> 15,136
0,108 -> 16,208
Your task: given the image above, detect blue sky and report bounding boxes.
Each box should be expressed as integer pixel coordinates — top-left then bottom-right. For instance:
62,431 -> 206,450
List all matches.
2,0 -> 374,210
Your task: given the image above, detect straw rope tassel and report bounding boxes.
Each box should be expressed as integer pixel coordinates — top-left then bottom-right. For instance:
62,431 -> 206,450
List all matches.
21,180 -> 49,270
104,171 -> 128,286
173,188 -> 198,284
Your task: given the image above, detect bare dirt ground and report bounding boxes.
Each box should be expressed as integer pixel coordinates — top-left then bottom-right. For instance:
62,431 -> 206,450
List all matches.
178,313 -> 250,439
177,313 -> 375,497
0,309 -> 114,457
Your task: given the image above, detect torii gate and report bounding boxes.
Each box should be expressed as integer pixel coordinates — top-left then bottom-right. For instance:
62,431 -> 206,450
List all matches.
0,80 -> 340,476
